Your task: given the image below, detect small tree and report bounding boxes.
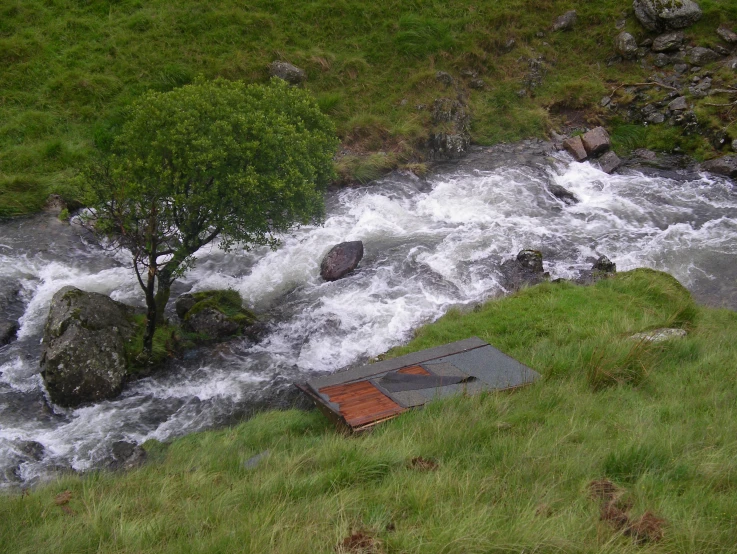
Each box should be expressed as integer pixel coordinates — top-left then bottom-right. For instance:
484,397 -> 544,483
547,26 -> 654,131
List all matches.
86,79 -> 338,354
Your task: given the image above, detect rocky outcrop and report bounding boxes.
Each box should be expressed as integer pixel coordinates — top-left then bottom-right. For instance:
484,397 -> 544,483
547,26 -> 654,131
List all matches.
552,10 -> 577,32
320,241 -> 364,281
40,287 -> 136,408
701,155 -> 737,178
268,61 -> 306,85
593,255 -> 617,274
177,290 -> 257,340
501,250 -> 548,291
581,127 -> 611,157
427,98 -> 471,161
633,0 -> 702,32
575,255 -> 618,285
110,441 -> 147,470
615,32 -> 638,59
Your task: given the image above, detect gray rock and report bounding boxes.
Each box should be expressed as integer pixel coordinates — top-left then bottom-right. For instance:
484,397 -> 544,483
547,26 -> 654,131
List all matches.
646,111 -> 666,124
175,294 -> 197,320
601,96 -> 612,107
110,441 -> 147,471
701,155 -> 737,177
547,184 -> 579,205
186,308 -> 241,339
689,76 -> 712,98
652,31 -> 684,52
243,450 -> 270,469
668,96 -> 689,111
502,38 -> 517,53
714,44 -> 732,56
717,26 -> 737,44
630,328 -> 687,342
0,320 -> 18,346
40,287 -> 136,408
552,10 -> 577,32
633,0 -> 702,32
18,441 -> 45,461
43,194 -> 66,215
428,98 -> 471,161
724,57 -> 737,71
563,135 -> 588,161
469,78 -> 486,90
597,151 -> 622,174
593,255 -> 617,273
501,250 -> 547,291
615,32 -> 639,59
581,127 -> 611,157
320,241 -> 364,282
268,61 -> 306,85
733,139 -> 737,152
673,63 -> 689,74
688,47 -> 719,65
435,71 -> 453,86
653,53 -> 672,67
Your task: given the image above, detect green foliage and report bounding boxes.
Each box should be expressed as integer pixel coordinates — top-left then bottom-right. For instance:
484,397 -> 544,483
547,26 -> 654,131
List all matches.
124,314 -> 185,373
4,270 -> 737,551
394,14 -> 455,57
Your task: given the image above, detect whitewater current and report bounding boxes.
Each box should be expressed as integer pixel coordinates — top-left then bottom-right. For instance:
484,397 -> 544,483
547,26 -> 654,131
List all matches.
1,144 -> 736,488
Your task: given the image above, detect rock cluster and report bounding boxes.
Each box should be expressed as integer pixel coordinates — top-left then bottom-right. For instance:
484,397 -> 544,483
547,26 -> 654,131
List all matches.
562,127 -> 621,174
40,287 -> 136,408
633,0 -> 702,32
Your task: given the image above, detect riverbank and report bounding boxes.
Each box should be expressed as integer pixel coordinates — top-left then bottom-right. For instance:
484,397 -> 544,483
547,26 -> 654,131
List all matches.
2,269 -> 737,552
2,0 -> 737,216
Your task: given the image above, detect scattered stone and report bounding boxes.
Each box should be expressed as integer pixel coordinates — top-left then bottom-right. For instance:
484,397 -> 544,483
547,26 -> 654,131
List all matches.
717,25 -> 737,44
268,61 -> 306,85
691,65 -> 702,73
630,328 -> 687,342
502,38 -> 517,52
547,184 -> 579,205
597,151 -> 622,174
18,441 -> 45,461
593,255 -> 617,273
701,155 -> 737,178
601,96 -> 612,107
243,450 -> 270,470
0,320 -> 18,346
714,44 -> 731,56
689,76 -> 712,98
43,194 -> 66,215
40,287 -> 136,408
633,0 -> 702,32
435,71 -> 453,86
616,18 -> 627,30
615,32 -> 639,59
688,47 -> 719,65
673,63 -> 689,74
110,441 -> 147,470
639,38 -> 654,47
724,58 -> 737,71
428,98 -> 471,160
653,53 -> 671,68
469,78 -> 486,90
517,88 -> 528,98
552,10 -> 577,32
668,96 -> 689,111
646,111 -> 666,124
460,69 -> 478,78
581,127 -> 611,157
321,241 -> 364,281
652,31 -> 684,52
563,136 -> 588,162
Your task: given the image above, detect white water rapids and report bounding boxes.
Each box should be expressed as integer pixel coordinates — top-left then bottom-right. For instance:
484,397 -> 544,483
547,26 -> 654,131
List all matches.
1,143 -> 736,487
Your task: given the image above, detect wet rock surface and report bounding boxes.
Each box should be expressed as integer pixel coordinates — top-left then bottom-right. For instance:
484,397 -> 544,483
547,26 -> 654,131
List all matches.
40,287 -> 137,408
320,241 -> 364,281
701,155 -> 737,178
547,184 -> 579,205
110,441 -> 147,470
581,127 -> 611,157
427,97 -> 471,161
501,250 -> 548,291
597,151 -> 622,174
177,290 -> 258,340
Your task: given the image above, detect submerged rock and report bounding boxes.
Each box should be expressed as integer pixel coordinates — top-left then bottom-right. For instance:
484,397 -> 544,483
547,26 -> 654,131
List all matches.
633,0 -> 702,32
41,287 -> 136,408
321,241 -> 364,281
547,184 -> 579,205
177,290 -> 257,340
0,320 -> 18,346
268,61 -> 306,84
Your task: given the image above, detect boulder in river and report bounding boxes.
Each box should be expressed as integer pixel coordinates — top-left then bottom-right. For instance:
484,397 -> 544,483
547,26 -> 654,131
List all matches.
593,255 -> 617,274
177,290 -> 257,340
563,136 -> 587,162
597,151 -> 622,174
110,441 -> 147,470
547,184 -> 579,205
0,320 -> 18,346
615,32 -> 639,59
701,155 -> 737,178
40,286 -> 136,408
581,127 -> 611,157
268,61 -> 306,85
321,241 -> 364,281
501,249 -> 548,291
633,0 -> 702,32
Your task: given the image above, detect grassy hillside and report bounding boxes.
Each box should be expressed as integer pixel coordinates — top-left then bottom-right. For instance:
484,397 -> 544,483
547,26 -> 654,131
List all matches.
2,0 -> 737,216
3,269 -> 737,553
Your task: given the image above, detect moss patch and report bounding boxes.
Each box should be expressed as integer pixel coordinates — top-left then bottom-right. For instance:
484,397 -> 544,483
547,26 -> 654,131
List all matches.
185,289 -> 257,328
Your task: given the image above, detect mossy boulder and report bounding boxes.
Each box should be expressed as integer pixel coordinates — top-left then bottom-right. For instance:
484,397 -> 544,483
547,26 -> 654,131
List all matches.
40,286 -> 137,407
175,290 -> 257,340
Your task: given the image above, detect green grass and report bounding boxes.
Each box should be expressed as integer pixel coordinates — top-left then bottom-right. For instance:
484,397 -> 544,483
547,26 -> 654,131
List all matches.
2,0 -> 736,215
3,269 -> 737,552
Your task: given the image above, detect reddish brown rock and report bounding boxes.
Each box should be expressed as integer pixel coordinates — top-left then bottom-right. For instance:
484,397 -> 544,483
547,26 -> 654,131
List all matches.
563,136 -> 587,161
320,241 -> 364,281
581,127 -> 611,157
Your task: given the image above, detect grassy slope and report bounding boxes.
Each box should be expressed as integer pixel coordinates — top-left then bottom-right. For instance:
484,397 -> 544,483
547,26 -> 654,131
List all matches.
2,0 -> 737,215
3,270 -> 737,553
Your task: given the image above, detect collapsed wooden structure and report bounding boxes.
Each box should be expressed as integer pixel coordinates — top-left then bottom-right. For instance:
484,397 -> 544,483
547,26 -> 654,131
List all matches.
297,337 -> 540,432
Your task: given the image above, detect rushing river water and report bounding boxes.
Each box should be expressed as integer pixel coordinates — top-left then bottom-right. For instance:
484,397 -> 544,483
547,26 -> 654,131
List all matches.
1,142 -> 736,488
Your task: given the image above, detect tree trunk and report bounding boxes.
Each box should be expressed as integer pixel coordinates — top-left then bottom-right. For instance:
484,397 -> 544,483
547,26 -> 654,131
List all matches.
154,271 -> 172,326
142,267 -> 158,355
